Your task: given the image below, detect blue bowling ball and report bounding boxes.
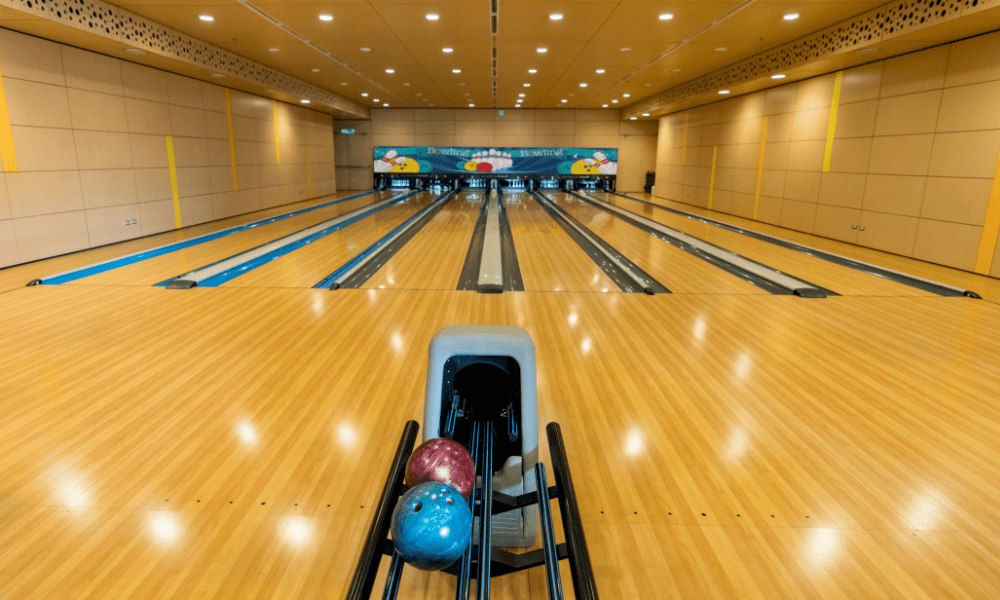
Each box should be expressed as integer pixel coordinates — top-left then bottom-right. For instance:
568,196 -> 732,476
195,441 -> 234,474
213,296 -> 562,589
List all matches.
391,481 -> 472,571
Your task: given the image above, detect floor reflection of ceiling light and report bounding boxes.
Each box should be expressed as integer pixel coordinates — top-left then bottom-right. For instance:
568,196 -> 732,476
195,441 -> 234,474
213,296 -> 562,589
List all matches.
148,512 -> 181,545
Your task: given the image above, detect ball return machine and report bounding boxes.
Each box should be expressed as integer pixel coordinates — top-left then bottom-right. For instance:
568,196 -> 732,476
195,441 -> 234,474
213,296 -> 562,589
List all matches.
347,326 -> 598,599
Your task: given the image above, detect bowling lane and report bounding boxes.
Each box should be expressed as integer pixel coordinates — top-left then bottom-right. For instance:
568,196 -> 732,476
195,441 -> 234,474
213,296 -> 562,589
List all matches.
600,193 -> 936,297
549,193 -> 767,295
223,192 -> 436,289
504,192 -> 618,293
68,192 -> 396,287
362,191 -> 483,290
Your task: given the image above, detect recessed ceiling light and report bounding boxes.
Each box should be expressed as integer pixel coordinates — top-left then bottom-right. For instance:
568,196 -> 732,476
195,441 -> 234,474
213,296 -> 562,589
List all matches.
622,93 -> 630,97
612,99 -> 618,103
673,69 -> 682,72
426,13 -> 439,20
469,103 -> 474,107
528,69 -> 537,74
443,48 -> 453,53
452,69 -> 461,73
602,104 -> 608,107
360,47 -> 371,52
373,98 -> 379,102
268,48 -> 279,52
659,13 -> 673,20
549,13 -> 563,20
459,83 -> 466,86
404,83 -> 410,86
524,83 -> 530,87
199,14 -> 213,22
515,105 -> 521,108
580,83 -> 587,87
630,117 -> 637,120
518,93 -> 525,97
311,68 -> 320,72
383,103 -> 389,107
301,99 -> 310,104
561,99 -> 567,103
642,113 -> 650,116
645,83 -> 652,86
596,69 -> 605,74
362,93 -> 368,97
211,73 -> 225,78
718,90 -> 730,94
516,99 -> 523,103
771,74 -> 786,79
620,47 -> 631,52
319,14 -> 333,21
715,47 -> 727,52
537,48 -> 547,53
784,13 -> 799,20
125,48 -> 146,55
341,82 -> 347,86
385,69 -> 394,73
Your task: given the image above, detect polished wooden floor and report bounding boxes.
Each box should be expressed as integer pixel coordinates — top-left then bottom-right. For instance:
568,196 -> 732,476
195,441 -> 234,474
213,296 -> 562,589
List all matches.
1,189 -> 999,599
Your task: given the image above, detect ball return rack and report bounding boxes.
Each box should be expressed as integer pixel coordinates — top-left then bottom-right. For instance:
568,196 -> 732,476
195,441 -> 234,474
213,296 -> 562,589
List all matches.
346,419 -> 598,600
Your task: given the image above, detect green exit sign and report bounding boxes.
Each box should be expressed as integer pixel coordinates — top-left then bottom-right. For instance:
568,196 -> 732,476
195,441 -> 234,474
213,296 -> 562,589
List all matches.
341,129 -> 356,135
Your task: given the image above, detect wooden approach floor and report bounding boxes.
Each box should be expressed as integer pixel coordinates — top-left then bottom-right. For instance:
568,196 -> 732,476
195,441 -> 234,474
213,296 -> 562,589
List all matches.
1,190 -> 1000,599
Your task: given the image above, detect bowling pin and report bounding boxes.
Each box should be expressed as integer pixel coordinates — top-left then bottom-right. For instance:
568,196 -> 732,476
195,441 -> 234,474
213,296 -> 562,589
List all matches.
375,149 -> 398,173
594,152 -> 616,175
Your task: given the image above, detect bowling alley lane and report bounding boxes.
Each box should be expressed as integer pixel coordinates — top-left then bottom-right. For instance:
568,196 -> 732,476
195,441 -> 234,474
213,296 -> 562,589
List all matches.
222,192 -> 436,289
547,192 -> 768,295
361,191 -> 484,290
504,191 -> 619,293
66,191 -> 397,287
599,193 -> 936,297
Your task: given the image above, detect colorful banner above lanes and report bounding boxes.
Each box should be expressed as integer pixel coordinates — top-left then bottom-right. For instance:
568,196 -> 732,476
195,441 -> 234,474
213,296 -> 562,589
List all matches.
373,146 -> 618,176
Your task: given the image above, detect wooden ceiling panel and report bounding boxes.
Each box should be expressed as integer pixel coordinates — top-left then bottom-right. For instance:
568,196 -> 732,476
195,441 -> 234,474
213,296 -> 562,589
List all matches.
372,4 -> 489,43
490,3 -> 618,43
256,4 -> 397,44
693,3 -> 884,43
589,3 -> 742,45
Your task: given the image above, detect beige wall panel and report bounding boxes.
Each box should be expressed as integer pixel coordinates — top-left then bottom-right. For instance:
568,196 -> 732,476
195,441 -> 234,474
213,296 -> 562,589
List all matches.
0,221 -> 19,268
499,109 -> 535,122
7,171 -> 83,218
4,79 -> 72,128
171,137 -> 209,168
259,185 -> 281,208
350,169 -> 373,191
334,136 -> 349,166
234,140 -> 257,167
732,168 -> 757,195
11,126 -> 78,172
238,188 -> 263,214
763,141 -> 790,171
259,164 -> 279,187
576,134 -> 619,149
126,99 -> 171,136
495,120 -> 534,136
176,167 -> 212,198
993,235 -> 1000,278
229,115 -> 256,142
62,47 -> 123,96
828,137 -> 873,173
121,62 -> 168,102
0,29 -> 65,86
67,88 -> 128,132
206,139 -> 230,167
372,109 -> 414,122
766,113 -> 793,143
413,109 -> 455,121
783,171 -> 821,203
372,120 -> 415,135
790,107 -> 830,141
757,196 -> 783,224
714,167 -> 736,192
238,166 -> 260,189
699,123 -> 720,146
873,90 -> 942,136
765,85 -> 798,116
0,174 -> 10,221
575,121 -> 618,136
415,120 -> 455,135
695,167 -> 712,188
202,85 -> 227,114
85,204 -> 142,247
779,199 -> 818,232
13,211 -> 89,262
349,141 -> 371,167
936,81 -> 1000,132
945,30 -> 1000,88
786,140 -> 826,172
868,134 -> 933,176
576,109 -> 617,122
620,120 -> 657,135
835,100 -> 878,139
912,219 -> 982,270
336,169 -> 350,191
857,211 -> 919,255
818,172 -> 867,209
210,166 -> 234,194
534,110 -> 575,122
168,105 -> 208,139
213,191 -> 240,220
796,75 -> 836,111
760,169 -> 786,198
79,170 -> 138,209
533,121 -> 572,136
880,45 -> 950,98
370,133 -> 416,147
862,174 -> 926,217
137,199 -> 175,236
178,195 -> 214,226
730,193 -> 755,219
205,112 -> 229,140
840,62 -> 884,104
927,131 -> 1000,178
415,134 -> 456,146
134,169 -> 172,203
921,177 -> 992,225
165,73 -> 205,109
454,135 -> 492,147
814,205 -> 861,243
720,94 -> 765,122
491,134 -> 530,147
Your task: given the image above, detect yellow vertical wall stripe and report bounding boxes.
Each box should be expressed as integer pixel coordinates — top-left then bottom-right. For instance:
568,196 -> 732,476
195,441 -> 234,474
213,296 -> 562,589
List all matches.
681,114 -> 689,167
165,136 -> 182,228
306,147 -> 313,198
0,64 -> 19,172
752,116 -> 769,220
974,151 -> 1000,274
272,101 -> 281,165
225,90 -> 239,191
708,146 -> 718,210
822,72 -> 843,173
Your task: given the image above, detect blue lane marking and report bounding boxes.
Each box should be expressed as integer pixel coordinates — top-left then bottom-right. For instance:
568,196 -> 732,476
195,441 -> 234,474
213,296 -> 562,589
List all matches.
193,191 -> 422,287
39,190 -> 378,285
153,192 -> 409,287
313,191 -> 453,289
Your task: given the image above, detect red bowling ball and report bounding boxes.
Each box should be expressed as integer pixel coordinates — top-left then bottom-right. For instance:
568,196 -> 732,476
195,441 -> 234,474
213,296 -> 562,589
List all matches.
405,438 -> 476,498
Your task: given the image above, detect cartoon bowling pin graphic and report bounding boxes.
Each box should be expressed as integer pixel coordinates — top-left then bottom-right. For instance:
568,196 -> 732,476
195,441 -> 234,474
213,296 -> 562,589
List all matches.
375,149 -> 398,173
593,152 -> 617,175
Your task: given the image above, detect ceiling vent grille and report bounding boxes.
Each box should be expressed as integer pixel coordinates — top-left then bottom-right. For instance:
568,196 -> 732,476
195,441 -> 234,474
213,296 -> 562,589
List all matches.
491,0 -> 499,36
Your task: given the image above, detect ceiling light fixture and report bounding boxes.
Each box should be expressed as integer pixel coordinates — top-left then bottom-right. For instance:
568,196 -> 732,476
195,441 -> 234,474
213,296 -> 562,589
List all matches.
771,74 -> 786,79
311,68 -> 320,72
383,103 -> 389,107
528,69 -> 537,73
518,93 -> 525,97
620,47 -> 631,52
443,48 -> 453,53
561,99 -> 567,103
403,83 -> 410,86
125,48 -> 146,55
360,47 -> 371,52
673,69 -> 682,72
659,14 -> 673,20
362,93 -> 368,97
537,48 -> 547,53
612,99 -> 618,103
199,14 -> 214,22
596,69 -> 605,74
341,82 -> 347,86
301,99 -> 310,104
602,104 -> 608,107
550,13 -> 563,20
622,93 -> 630,97
268,48 -> 279,52
580,83 -> 587,87
524,83 -> 530,87
718,89 -> 730,94
630,117 -> 637,120
452,69 -> 461,73
715,47 -> 727,52
373,98 -> 379,102
469,103 -> 475,107
784,13 -> 799,20
385,69 -> 394,73
426,13 -> 439,20
319,14 -> 333,21
642,113 -> 650,116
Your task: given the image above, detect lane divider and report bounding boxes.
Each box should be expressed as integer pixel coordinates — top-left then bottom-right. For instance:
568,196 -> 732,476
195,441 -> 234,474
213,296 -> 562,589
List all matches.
316,191 -> 455,290
32,190 -> 379,285
607,191 -> 981,298
576,191 -> 832,297
160,191 -> 418,289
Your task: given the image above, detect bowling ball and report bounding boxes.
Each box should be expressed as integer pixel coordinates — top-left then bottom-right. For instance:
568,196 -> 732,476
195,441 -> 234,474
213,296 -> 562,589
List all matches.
405,438 -> 476,498
464,161 -> 477,171
391,482 -> 472,571
476,162 -> 493,173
